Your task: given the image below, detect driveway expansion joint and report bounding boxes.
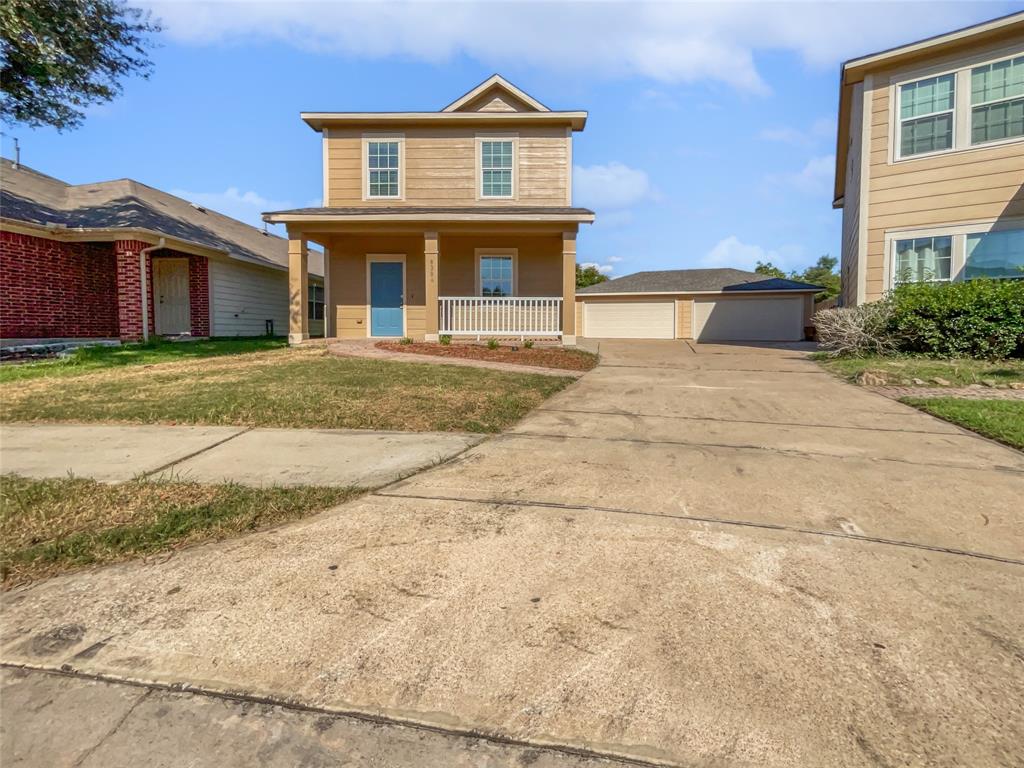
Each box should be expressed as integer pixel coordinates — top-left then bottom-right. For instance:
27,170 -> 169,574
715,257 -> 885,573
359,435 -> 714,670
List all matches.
138,426 -> 253,480
2,663 -> 676,768
373,491 -> 1024,566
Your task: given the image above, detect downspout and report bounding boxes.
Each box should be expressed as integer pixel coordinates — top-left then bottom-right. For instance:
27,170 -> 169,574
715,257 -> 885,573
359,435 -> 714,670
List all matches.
138,238 -> 165,342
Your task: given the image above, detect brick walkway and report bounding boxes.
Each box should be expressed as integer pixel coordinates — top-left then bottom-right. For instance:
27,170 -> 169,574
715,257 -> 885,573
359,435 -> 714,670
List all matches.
869,385 -> 1024,401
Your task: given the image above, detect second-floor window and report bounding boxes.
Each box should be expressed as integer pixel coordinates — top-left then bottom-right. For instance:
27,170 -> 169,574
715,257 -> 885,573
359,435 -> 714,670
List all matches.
899,74 -> 955,157
481,140 -> 514,198
895,52 -> 1024,159
367,140 -> 400,198
971,55 -> 1024,145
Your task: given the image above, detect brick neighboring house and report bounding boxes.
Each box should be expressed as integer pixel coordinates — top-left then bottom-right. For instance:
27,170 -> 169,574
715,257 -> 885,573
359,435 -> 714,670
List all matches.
0,158 -> 323,343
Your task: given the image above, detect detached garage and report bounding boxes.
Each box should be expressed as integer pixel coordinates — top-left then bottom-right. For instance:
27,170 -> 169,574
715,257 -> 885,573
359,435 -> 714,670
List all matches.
577,268 -> 821,342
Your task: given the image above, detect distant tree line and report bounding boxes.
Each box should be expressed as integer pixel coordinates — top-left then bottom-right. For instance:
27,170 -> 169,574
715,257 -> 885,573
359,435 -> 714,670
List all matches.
756,255 -> 840,301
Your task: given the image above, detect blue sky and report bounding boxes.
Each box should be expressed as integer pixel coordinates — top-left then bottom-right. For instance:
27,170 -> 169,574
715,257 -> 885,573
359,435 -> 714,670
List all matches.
2,0 -> 1017,277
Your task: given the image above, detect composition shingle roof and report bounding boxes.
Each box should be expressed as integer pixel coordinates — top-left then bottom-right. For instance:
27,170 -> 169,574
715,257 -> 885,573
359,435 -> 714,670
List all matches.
1,158 -> 322,275
264,205 -> 594,218
578,268 -> 823,294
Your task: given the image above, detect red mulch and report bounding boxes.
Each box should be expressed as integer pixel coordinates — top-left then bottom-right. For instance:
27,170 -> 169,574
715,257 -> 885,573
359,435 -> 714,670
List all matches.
375,341 -> 598,371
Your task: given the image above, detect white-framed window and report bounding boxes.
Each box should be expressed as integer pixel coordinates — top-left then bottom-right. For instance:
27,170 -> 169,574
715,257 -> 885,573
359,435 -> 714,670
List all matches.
971,55 -> 1024,145
893,235 -> 952,283
886,222 -> 1024,288
365,137 -> 401,198
893,49 -> 1024,161
475,249 -> 517,297
480,139 -> 514,198
898,74 -> 956,157
965,228 -> 1024,280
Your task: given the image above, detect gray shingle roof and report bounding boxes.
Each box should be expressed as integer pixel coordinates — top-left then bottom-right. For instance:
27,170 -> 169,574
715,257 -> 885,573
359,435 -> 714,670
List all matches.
578,268 -> 823,294
1,158 -> 323,276
265,205 -> 593,217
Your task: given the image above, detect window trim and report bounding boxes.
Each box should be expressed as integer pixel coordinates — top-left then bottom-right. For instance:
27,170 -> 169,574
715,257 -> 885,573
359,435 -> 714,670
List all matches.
969,53 -> 1024,148
474,248 -> 518,297
889,45 -> 1024,164
884,218 -> 1024,290
475,133 -> 518,201
362,133 -> 405,201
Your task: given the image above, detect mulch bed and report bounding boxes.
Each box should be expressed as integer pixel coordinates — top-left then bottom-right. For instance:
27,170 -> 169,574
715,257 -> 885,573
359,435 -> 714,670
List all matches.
375,341 -> 598,371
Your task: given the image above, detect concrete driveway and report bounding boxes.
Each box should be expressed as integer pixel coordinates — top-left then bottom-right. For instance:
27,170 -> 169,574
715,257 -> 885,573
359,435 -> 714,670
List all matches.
3,340 -> 1023,767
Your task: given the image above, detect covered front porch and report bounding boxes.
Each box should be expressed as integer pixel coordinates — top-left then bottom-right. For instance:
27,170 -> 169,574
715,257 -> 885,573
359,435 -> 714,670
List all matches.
282,222 -> 581,345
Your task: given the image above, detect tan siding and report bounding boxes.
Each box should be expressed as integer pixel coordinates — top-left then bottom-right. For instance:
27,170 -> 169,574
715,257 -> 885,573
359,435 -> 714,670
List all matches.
326,126 -> 568,207
676,298 -> 693,339
438,234 -> 563,297
841,81 -> 864,307
860,38 -> 1024,302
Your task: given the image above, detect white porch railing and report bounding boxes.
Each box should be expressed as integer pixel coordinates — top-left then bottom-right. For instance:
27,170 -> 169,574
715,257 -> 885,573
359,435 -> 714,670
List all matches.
439,297 -> 563,339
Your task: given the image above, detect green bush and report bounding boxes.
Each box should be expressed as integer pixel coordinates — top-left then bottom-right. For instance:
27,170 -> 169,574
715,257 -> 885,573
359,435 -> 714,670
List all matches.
399,337 -> 413,345
486,338 -> 500,350
523,340 -> 534,349
439,334 -> 452,346
887,280 -> 1024,359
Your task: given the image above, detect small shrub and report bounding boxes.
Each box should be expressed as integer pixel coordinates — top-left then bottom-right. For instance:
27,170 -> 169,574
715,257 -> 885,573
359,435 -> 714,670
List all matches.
887,280 -> 1024,360
523,340 -> 535,349
439,334 -> 452,346
486,338 -> 500,350
814,301 -> 896,357
399,337 -> 413,345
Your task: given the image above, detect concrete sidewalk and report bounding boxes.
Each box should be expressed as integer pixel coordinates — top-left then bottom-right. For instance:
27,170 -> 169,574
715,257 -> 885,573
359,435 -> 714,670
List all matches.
0,423 -> 482,488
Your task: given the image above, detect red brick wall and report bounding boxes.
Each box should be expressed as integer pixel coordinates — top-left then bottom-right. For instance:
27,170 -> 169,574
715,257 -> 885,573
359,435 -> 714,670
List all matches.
0,230 -> 119,339
114,239 -> 153,341
188,254 -> 210,336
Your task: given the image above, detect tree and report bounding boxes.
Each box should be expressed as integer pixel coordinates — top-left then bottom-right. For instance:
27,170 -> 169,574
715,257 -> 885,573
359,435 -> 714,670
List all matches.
1,0 -> 160,131
576,263 -> 608,288
797,255 -> 840,300
754,261 -> 786,279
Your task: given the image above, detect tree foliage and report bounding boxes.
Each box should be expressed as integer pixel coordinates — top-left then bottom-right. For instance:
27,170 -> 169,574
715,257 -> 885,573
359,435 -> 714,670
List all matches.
756,255 -> 839,301
1,0 -> 160,131
576,263 -> 609,288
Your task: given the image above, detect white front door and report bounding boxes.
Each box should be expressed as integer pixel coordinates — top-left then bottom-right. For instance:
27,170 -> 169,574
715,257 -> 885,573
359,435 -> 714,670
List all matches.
153,258 -> 191,335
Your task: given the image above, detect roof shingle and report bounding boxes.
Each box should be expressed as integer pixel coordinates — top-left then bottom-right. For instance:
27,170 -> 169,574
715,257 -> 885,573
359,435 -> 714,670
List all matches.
578,268 -> 823,294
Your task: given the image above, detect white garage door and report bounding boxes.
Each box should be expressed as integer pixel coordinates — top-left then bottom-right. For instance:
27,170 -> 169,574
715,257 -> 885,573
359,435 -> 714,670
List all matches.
584,301 -> 675,339
693,296 -> 803,342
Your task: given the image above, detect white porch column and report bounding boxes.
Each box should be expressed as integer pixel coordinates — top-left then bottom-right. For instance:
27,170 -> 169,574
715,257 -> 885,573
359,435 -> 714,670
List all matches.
288,233 -> 309,345
424,231 -> 440,342
561,229 -> 577,345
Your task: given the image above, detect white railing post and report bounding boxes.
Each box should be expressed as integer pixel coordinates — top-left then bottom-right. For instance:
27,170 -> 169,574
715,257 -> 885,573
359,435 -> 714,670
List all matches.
438,296 -> 563,338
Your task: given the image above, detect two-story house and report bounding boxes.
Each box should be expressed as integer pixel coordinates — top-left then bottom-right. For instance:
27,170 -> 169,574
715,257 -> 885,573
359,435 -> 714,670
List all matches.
834,12 -> 1024,306
264,75 -> 593,345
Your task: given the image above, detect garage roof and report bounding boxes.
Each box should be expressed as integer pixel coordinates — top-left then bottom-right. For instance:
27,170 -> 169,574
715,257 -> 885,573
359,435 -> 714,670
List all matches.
578,268 -> 823,294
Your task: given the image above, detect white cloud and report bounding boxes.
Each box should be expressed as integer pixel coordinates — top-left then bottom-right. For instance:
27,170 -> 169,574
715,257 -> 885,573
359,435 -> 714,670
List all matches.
764,154 -> 835,195
169,186 -> 295,229
702,236 -> 803,271
580,261 -> 616,275
573,162 -> 653,210
144,1 -> 1002,94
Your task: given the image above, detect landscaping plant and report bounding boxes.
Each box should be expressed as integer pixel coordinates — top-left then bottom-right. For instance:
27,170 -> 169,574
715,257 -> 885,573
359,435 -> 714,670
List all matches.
486,338 -> 500,350
814,301 -> 896,357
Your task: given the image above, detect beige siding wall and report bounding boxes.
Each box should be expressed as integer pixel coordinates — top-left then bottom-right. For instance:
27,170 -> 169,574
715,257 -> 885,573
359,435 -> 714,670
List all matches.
208,259 -> 289,337
325,127 -> 569,207
860,38 -> 1024,302
326,234 -> 426,340
840,81 -> 864,308
438,234 -> 563,296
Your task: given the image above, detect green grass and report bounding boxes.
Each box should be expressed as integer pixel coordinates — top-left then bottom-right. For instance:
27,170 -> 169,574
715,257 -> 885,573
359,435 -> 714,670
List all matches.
0,337 -> 288,383
814,353 -> 1024,387
0,474 -> 360,586
0,347 -> 571,433
901,398 -> 1024,450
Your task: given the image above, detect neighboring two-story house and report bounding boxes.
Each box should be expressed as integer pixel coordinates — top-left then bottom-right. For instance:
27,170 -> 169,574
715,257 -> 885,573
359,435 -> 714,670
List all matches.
834,12 -> 1024,306
264,75 -> 593,345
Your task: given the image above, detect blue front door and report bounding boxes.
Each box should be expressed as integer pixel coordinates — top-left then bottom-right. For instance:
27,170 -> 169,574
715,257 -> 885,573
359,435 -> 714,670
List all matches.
370,261 -> 404,336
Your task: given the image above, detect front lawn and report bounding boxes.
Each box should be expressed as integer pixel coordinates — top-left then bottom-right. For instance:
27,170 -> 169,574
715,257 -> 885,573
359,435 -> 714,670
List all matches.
0,347 -> 572,433
900,399 -> 1024,451
0,474 -> 359,586
815,354 -> 1024,387
0,337 -> 288,383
